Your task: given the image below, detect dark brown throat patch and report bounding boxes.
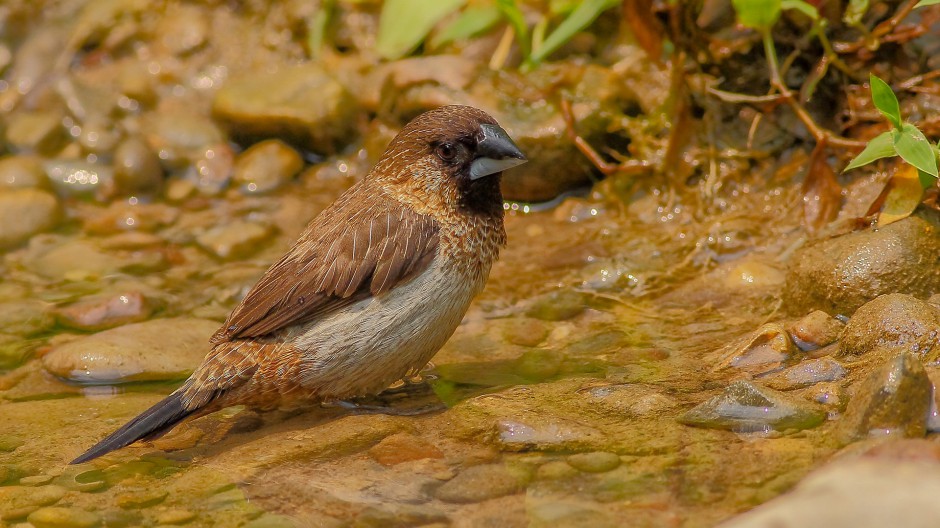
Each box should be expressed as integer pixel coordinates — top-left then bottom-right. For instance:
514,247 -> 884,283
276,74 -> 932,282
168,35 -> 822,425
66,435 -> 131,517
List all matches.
458,174 -> 504,218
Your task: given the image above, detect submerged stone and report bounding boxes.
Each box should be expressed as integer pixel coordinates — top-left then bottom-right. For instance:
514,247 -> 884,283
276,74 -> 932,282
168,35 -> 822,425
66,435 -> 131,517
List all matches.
434,464 -> 529,503
41,318 -> 219,383
762,358 -> 846,391
196,220 -> 275,260
54,291 -> 153,331
566,452 -> 621,473
0,485 -> 66,520
837,352 -> 932,443
679,381 -> 826,432
232,139 -> 304,194
27,506 -> 101,528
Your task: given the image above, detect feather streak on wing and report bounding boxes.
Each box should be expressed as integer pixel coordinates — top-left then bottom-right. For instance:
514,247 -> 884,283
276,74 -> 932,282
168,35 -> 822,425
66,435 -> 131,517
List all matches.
211,189 -> 440,343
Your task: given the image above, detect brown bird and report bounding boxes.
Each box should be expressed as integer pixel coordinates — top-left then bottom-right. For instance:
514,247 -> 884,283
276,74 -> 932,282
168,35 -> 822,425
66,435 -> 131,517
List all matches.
71,105 -> 526,464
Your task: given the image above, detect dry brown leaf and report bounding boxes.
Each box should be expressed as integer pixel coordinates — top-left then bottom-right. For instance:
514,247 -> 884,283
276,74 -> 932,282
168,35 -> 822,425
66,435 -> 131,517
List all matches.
802,142 -> 843,231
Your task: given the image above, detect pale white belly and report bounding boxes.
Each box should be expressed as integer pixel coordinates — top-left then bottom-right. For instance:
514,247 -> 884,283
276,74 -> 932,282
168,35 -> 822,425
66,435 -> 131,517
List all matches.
288,259 -> 480,398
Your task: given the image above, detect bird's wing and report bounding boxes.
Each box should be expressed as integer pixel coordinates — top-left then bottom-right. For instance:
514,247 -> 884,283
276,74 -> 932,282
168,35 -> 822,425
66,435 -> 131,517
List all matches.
212,189 -> 440,343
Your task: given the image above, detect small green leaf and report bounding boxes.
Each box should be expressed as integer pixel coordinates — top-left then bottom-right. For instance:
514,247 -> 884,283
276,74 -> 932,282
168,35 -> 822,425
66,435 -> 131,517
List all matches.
918,168 -> 937,189
527,0 -> 618,65
915,0 -> 940,7
843,0 -> 869,25
894,123 -> 939,177
376,0 -> 466,60
731,0 -> 782,30
870,74 -> 902,130
305,0 -> 334,60
844,131 -> 896,172
497,0 -> 530,58
781,0 -> 818,20
431,4 -> 502,48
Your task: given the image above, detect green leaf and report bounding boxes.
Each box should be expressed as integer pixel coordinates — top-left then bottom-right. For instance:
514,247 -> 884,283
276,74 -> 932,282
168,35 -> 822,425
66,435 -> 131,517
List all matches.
870,74 -> 902,130
305,0 -> 334,60
844,131 -> 896,172
781,0 -> 818,20
731,0 -> 782,30
527,0 -> 618,65
431,4 -> 502,49
376,0 -> 466,60
918,168 -> 937,189
894,123 -> 939,177
843,0 -> 869,25
915,0 -> 940,7
497,0 -> 530,58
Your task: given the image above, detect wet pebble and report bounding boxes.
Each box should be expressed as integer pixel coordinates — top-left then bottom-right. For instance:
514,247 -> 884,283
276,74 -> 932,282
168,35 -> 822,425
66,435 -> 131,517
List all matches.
54,291 -> 153,331
802,381 -> 846,409
762,358 -> 847,391
155,509 -> 197,525
719,323 -> 795,373
494,418 -> 606,451
787,310 -> 844,351
27,506 -> 101,528
0,299 -> 54,336
6,110 -> 66,153
41,317 -> 219,383
232,139 -> 304,194
0,188 -> 61,249
19,474 -> 54,486
434,464 -> 528,503
78,118 -> 121,154
0,434 -> 25,452
839,294 -> 940,361
679,380 -> 827,432
837,352 -> 932,443
784,210 -> 940,315
536,460 -> 580,480
368,433 -> 444,466
196,220 -> 275,260
566,452 -> 621,473
44,160 -> 114,198
113,137 -> 164,195
155,3 -> 208,55
582,384 -> 679,417
0,485 -> 66,519
115,489 -> 168,509
212,64 -> 360,153
0,155 -> 48,189
143,111 -> 225,167
26,240 -> 123,280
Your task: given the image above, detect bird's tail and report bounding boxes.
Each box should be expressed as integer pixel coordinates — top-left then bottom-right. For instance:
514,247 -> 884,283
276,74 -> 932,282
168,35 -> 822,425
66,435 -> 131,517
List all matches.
70,390 -> 196,464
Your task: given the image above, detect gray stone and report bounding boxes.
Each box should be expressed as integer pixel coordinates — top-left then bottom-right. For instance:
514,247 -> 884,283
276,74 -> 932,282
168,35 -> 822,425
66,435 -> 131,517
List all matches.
41,318 -> 219,383
784,211 -> 940,316
679,381 -> 827,432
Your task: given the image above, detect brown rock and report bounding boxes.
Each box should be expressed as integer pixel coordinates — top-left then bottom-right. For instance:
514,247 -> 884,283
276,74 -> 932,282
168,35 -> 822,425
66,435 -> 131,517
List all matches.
368,433 -> 443,466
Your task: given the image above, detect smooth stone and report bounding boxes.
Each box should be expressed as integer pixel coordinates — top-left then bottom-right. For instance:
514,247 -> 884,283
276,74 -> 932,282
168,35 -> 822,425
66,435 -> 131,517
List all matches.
719,323 -> 795,373
0,155 -> 48,189
0,300 -> 53,336
54,291 -> 153,331
28,506 -> 101,528
434,464 -> 528,503
787,310 -> 844,351
115,489 -> 168,509
494,418 -> 606,451
5,110 -> 66,153
0,485 -> 65,520
113,136 -> 163,195
141,111 -> 225,167
581,384 -> 679,417
784,210 -> 940,316
0,434 -> 25,452
44,160 -> 114,198
762,358 -> 847,390
719,459 -> 940,528
154,3 -> 208,55
679,380 -> 827,432
502,317 -> 551,347
536,460 -> 581,480
837,352 -> 932,443
212,64 -> 360,153
232,139 -> 304,194
839,294 -> 940,362
154,509 -> 197,525
566,452 -> 621,473
525,290 -> 588,321
0,188 -> 61,248
77,118 -> 121,154
27,240 -> 123,280
41,318 -> 219,383
367,433 -> 444,467
196,220 -> 275,259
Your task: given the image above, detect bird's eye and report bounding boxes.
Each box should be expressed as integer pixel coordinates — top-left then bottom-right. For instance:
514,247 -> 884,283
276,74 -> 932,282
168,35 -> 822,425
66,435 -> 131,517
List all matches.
436,143 -> 457,162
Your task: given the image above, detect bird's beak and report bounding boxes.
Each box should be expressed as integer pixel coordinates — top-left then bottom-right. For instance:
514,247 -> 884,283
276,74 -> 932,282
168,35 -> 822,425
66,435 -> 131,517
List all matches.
470,124 -> 528,180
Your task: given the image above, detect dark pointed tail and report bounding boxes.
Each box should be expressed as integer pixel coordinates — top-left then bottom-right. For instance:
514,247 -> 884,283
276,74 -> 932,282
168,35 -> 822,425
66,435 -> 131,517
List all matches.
70,390 -> 195,464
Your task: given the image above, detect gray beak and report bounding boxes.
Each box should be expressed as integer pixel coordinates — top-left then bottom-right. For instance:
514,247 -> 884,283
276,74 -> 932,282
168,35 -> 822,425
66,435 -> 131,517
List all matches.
469,123 -> 528,180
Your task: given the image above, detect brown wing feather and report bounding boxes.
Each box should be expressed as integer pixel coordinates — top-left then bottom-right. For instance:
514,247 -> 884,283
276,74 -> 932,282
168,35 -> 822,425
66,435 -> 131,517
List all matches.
211,187 -> 440,344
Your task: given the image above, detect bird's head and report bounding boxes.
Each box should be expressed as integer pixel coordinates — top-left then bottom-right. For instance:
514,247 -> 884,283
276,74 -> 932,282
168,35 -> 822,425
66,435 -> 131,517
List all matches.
372,105 -> 527,217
